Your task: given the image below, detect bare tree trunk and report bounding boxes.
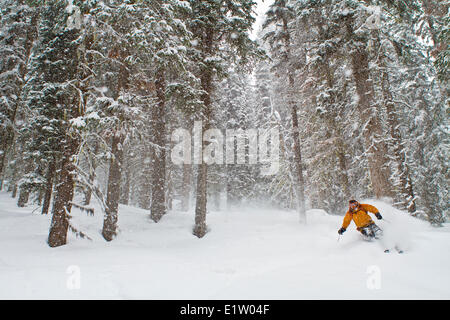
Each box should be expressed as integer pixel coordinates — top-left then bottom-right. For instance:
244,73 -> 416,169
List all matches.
150,68 -> 167,222
102,134 -> 124,241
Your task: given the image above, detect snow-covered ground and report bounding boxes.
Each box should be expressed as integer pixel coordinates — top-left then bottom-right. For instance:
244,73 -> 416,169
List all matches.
0,191 -> 449,299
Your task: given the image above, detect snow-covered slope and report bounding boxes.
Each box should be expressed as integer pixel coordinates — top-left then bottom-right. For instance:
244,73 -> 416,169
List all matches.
0,191 -> 449,299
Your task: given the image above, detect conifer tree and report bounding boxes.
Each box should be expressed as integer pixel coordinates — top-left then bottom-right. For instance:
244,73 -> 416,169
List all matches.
21,0 -> 91,247
187,0 -> 260,237
263,0 -> 307,222
0,1 -> 38,190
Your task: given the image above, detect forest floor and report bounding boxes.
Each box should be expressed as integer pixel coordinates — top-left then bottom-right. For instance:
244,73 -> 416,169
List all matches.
0,191 -> 449,299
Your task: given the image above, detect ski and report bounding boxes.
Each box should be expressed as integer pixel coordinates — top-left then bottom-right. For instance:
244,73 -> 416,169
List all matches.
384,247 -> 404,254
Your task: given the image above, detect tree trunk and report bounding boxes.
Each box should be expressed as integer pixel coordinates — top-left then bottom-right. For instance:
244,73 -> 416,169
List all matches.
0,7 -> 37,190
17,187 -> 30,207
102,134 -> 124,241
41,159 -> 56,215
181,163 -> 191,211
166,167 -> 173,211
282,14 -> 306,223
8,139 -> 21,198
150,68 -> 167,222
322,56 -> 351,203
194,160 -> 208,237
421,0 -> 447,59
194,45 -> 213,238
404,163 -> 417,213
138,148 -> 152,209
290,101 -> 306,223
212,180 -> 221,211
11,184 -> 18,198
0,6 -> 39,190
344,17 -> 393,199
83,170 -> 94,206
83,142 -> 98,206
226,165 -> 238,209
0,140 -> 7,190
102,47 -> 129,240
351,47 -> 392,198
120,159 -> 130,205
17,162 -> 33,207
48,138 -> 79,247
380,59 -> 416,212
337,153 -> 350,197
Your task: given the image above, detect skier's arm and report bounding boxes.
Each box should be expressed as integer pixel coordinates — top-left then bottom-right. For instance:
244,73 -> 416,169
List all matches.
341,212 -> 352,229
338,212 -> 352,234
361,204 -> 382,219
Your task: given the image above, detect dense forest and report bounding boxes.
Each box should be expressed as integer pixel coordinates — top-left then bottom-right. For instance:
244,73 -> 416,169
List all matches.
0,0 -> 447,248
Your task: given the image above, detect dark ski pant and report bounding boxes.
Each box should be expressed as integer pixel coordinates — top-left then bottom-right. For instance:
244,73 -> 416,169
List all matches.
358,222 -> 382,240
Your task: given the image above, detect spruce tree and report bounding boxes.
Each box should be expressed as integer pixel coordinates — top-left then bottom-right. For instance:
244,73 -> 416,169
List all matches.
187,0 -> 261,237
0,1 -> 38,190
263,0 -> 307,221
21,0 -> 90,247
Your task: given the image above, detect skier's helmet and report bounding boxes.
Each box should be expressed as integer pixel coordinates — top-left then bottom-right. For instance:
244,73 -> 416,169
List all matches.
349,199 -> 359,210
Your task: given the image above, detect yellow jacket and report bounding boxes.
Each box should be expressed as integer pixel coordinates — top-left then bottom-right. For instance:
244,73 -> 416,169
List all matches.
341,203 -> 380,230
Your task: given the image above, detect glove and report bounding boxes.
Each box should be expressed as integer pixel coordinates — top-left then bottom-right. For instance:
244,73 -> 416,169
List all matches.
338,227 -> 346,235
375,213 -> 382,220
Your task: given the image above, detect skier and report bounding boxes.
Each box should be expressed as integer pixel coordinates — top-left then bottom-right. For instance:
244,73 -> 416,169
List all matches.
337,200 -> 383,240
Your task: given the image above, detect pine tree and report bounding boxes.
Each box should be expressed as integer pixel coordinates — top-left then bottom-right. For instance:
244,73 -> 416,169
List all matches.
263,0 -> 307,222
341,5 -> 394,199
375,0 -> 448,222
84,0 -> 199,238
187,0 -> 260,237
0,1 -> 38,190
215,70 -> 257,208
129,0 -> 198,223
20,0 -> 91,247
85,1 -> 138,241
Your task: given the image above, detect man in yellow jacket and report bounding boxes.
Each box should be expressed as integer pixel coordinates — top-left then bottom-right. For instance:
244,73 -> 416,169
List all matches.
338,200 -> 383,240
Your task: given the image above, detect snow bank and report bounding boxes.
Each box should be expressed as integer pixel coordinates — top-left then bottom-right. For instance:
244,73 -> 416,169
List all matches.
0,192 -> 449,299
